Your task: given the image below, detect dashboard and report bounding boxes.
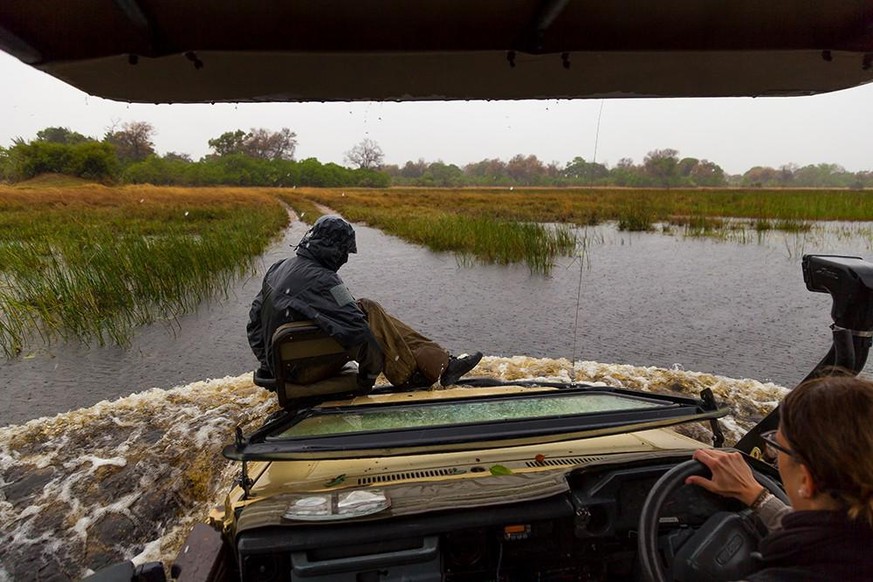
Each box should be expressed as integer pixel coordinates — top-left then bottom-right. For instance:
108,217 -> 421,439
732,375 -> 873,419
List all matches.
234,457 -> 745,581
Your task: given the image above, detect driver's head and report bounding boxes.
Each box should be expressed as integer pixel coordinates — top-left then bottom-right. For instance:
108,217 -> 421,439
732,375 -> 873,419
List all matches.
296,215 -> 357,271
779,374 -> 873,525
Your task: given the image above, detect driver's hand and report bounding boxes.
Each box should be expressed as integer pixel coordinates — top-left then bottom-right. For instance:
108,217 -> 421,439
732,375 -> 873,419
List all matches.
685,449 -> 765,506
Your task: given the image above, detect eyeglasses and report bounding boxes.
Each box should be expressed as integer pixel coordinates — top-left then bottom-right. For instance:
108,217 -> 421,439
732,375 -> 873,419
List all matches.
760,429 -> 798,463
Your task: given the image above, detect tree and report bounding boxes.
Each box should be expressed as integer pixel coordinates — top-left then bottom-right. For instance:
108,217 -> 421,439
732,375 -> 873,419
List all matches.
610,157 -> 646,187
400,158 -> 428,178
36,127 -> 93,145
245,127 -> 297,160
67,142 -> 119,180
163,151 -> 193,163
742,166 -> 780,187
104,121 -> 156,164
677,157 -> 699,178
207,128 -> 297,160
563,156 -> 609,184
10,140 -> 118,181
689,160 -> 726,187
0,146 -> 11,181
853,171 -> 873,190
643,148 -> 680,187
506,154 -> 546,185
345,138 -> 384,169
464,158 -> 509,184
778,163 -> 798,186
207,130 -> 247,157
793,163 -> 852,187
420,161 -> 464,187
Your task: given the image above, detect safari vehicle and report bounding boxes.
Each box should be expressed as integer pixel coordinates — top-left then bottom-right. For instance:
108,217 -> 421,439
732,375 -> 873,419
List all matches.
2,2 -> 873,582
135,255 -> 873,582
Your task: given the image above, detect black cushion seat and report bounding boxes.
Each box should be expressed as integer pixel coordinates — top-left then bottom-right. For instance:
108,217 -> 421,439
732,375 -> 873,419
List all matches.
267,320 -> 360,408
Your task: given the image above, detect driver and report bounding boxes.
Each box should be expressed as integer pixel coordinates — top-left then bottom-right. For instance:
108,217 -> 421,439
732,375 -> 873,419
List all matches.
686,374 -> 873,581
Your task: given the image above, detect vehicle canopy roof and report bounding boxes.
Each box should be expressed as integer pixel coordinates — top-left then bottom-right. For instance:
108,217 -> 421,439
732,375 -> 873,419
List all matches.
1,1 -> 872,103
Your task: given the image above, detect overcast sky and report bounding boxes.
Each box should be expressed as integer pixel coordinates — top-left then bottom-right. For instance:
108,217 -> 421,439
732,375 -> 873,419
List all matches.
2,51 -> 872,176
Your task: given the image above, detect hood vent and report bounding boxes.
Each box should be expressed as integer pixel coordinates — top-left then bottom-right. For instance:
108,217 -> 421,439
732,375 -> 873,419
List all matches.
524,455 -> 608,468
358,468 -> 461,486
356,455 -> 609,485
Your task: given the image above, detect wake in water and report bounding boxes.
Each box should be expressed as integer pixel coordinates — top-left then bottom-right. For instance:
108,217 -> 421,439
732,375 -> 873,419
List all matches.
0,357 -> 787,581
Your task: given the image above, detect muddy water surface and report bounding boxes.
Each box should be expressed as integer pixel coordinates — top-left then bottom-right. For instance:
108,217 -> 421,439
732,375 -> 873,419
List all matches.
2,218 -> 873,580
3,218 -> 871,427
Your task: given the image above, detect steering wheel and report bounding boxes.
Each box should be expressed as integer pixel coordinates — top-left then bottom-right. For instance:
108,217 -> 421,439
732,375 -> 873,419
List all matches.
637,458 -> 789,582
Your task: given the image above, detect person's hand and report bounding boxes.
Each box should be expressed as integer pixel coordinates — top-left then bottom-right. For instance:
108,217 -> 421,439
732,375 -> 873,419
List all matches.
685,449 -> 764,506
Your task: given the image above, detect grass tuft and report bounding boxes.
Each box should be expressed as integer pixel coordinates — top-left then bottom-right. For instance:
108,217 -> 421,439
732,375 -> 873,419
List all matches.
0,186 -> 287,356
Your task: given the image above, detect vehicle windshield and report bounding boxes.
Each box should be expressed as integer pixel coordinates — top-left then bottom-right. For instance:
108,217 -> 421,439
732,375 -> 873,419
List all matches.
219,386 -> 726,461
278,391 -> 669,437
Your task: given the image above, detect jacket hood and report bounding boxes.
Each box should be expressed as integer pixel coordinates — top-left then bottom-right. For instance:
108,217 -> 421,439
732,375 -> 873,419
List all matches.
295,215 -> 357,271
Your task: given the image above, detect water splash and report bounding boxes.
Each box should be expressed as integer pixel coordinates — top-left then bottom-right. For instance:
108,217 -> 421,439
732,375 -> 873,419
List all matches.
0,375 -> 276,580
0,357 -> 785,580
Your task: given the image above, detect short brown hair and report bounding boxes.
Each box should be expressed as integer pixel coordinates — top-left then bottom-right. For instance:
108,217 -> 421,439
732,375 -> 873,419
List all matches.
780,374 -> 873,525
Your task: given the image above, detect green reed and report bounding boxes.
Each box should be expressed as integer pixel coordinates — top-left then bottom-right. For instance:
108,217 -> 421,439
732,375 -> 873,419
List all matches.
0,187 -> 287,356
282,185 -> 873,273
292,186 -> 873,227
6,183 -> 869,354
332,203 -> 575,274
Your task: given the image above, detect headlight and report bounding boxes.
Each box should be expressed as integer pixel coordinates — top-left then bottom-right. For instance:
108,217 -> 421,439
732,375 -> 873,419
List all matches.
283,489 -> 390,521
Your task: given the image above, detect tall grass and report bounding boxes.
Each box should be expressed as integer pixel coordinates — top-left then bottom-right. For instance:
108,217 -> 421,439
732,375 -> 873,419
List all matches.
286,187 -> 873,226
4,183 -> 872,354
347,208 -> 577,274
278,189 -> 577,274
283,186 -> 873,251
0,185 -> 287,356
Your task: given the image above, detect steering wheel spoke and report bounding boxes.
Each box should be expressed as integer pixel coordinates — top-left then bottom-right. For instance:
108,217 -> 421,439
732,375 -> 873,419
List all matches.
671,510 -> 763,581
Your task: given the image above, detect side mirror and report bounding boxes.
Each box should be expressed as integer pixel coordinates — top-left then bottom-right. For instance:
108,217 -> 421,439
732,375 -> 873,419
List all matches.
802,254 -> 873,332
737,254 -> 873,456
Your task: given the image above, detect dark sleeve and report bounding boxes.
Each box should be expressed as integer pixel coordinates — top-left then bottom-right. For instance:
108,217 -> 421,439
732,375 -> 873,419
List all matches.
285,277 -> 375,349
304,293 -> 384,377
246,286 -> 267,367
246,260 -> 284,368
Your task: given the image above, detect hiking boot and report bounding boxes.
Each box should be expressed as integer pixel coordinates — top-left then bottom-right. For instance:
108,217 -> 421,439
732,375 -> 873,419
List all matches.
440,352 -> 483,386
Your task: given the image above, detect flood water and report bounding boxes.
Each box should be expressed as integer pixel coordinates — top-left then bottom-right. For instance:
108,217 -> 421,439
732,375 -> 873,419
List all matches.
3,217 -> 873,580
2,218 -> 873,427
0,217 -> 871,582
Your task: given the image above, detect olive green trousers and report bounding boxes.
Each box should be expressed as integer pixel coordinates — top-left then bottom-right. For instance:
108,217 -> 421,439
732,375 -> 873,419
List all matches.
357,298 -> 449,386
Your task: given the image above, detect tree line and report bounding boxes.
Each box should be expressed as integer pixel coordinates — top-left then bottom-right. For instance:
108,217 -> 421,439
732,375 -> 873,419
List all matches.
1,123 -> 871,189
383,150 -> 873,189
0,123 -> 388,187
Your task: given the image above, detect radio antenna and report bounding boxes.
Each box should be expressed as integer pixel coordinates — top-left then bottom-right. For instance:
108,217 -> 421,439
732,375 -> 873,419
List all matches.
571,100 -> 605,382
571,250 -> 585,381
592,100 -> 605,165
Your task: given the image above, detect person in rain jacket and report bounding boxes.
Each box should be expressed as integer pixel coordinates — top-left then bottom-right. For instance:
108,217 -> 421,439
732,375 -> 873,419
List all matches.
247,215 -> 482,392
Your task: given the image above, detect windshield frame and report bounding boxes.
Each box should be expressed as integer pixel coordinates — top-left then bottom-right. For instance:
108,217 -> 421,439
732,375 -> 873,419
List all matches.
224,383 -> 728,461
